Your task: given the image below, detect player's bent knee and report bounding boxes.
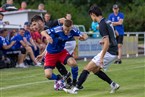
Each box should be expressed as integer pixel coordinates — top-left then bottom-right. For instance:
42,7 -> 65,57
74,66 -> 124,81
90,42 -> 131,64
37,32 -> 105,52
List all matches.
45,73 -> 52,79
67,58 -> 77,67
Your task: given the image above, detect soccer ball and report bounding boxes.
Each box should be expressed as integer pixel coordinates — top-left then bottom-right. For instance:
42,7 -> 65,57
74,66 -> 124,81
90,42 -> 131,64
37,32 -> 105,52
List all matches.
54,79 -> 65,91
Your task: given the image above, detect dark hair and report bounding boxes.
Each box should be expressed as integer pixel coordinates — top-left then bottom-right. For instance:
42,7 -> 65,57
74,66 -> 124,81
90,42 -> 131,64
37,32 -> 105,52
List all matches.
0,29 -> 7,34
0,12 -> 4,16
88,4 -> 102,16
31,15 -> 44,23
64,19 -> 73,27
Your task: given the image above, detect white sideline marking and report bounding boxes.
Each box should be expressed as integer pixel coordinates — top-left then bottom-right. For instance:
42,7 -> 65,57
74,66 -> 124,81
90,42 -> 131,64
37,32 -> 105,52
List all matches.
0,80 -> 49,90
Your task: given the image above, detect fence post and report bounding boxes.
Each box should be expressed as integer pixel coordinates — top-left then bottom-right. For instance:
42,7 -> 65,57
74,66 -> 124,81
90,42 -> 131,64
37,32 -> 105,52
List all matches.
126,33 -> 130,58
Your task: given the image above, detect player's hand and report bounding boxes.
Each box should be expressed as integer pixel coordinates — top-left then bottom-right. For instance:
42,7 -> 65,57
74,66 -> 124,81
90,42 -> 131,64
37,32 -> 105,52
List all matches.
36,55 -> 43,62
46,36 -> 53,44
58,17 -> 66,24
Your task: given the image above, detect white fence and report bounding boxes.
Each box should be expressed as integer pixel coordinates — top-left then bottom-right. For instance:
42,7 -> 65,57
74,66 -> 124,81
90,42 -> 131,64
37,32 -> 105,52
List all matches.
76,32 -> 145,58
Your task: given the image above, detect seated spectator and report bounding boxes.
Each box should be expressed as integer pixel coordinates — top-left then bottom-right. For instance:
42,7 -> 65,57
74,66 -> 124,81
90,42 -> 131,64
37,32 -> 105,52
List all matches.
30,29 -> 46,55
2,0 -> 17,11
0,50 -> 7,69
23,22 -> 39,57
0,29 -> 26,68
38,3 -> 45,11
11,28 -> 42,67
19,1 -> 27,10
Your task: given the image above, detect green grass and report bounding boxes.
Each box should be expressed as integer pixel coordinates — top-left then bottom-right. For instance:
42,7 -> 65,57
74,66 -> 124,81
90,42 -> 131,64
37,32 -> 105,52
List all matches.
0,57 -> 145,97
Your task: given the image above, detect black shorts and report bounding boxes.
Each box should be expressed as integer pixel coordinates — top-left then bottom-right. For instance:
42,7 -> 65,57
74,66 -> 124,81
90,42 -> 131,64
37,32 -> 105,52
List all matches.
116,35 -> 124,44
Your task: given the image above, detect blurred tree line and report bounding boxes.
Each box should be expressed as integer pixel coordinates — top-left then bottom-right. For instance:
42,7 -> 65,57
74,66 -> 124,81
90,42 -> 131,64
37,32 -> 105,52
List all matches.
1,0 -> 145,31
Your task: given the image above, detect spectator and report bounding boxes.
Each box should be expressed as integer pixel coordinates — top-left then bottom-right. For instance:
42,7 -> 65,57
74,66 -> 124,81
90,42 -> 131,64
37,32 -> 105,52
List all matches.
2,0 -> 17,11
0,29 -> 26,68
11,28 -> 42,67
91,21 -> 100,38
44,12 -> 51,23
65,13 -> 72,20
19,1 -> 27,10
23,22 -> 39,57
108,4 -> 124,64
38,3 -> 45,11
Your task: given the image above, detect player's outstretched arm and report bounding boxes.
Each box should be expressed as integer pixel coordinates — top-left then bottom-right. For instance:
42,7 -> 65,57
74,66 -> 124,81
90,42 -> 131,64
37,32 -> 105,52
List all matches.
79,33 -> 88,41
41,31 -> 53,44
36,49 -> 46,62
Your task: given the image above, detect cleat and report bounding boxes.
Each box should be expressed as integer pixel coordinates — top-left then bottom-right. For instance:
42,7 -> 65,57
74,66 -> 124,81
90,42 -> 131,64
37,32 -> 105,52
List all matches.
110,82 -> 120,93
114,59 -> 122,64
64,82 -> 72,89
16,63 -> 28,68
117,60 -> 122,64
78,85 -> 84,90
114,60 -> 118,64
35,62 -> 42,67
63,87 -> 78,94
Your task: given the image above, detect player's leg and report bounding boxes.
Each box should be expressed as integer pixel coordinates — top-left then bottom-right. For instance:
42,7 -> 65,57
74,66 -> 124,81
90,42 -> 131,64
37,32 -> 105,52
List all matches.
65,41 -> 78,85
114,35 -> 123,64
92,51 -> 120,93
44,67 -> 61,80
60,49 -> 79,86
56,62 -> 72,87
63,60 -> 98,94
44,52 -> 61,80
66,57 -> 78,85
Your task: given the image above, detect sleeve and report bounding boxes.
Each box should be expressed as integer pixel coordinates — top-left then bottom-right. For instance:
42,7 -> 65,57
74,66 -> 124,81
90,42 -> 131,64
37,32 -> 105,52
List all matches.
46,29 -> 53,34
119,13 -> 124,19
99,23 -> 109,38
2,39 -> 7,46
108,14 -> 112,21
72,27 -> 83,37
17,35 -> 23,42
46,26 -> 60,35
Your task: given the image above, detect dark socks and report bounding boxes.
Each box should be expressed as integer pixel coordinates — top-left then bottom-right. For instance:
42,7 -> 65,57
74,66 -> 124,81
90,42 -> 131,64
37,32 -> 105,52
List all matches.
55,62 -> 72,84
56,62 -> 67,75
95,70 -> 112,84
77,70 -> 89,87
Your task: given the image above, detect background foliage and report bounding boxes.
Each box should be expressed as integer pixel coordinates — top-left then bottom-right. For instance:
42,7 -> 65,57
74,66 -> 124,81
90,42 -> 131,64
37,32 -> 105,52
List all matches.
0,0 -> 145,31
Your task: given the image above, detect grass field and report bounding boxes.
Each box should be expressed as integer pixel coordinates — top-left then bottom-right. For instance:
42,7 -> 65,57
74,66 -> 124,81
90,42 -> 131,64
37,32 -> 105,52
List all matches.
0,57 -> 144,97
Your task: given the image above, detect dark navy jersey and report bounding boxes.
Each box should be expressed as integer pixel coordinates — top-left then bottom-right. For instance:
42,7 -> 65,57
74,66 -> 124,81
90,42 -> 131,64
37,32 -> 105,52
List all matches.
99,18 -> 118,55
46,26 -> 82,54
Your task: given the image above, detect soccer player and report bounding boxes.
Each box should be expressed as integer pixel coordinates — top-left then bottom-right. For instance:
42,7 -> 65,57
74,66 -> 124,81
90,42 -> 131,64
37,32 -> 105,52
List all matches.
31,18 -> 88,82
108,4 -> 124,64
32,14 -> 81,87
63,5 -> 120,94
